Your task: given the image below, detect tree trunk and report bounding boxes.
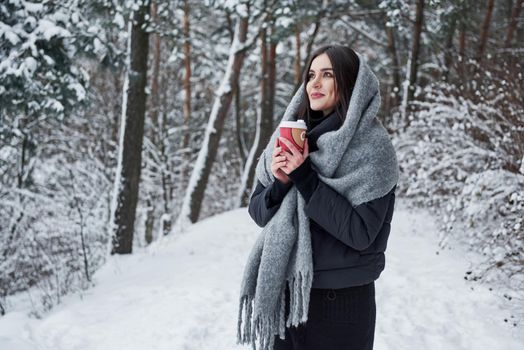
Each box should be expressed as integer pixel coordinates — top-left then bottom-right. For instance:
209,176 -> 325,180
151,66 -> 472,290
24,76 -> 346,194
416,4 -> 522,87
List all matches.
443,18 -> 456,81
154,50 -> 173,237
145,0 -> 161,243
476,0 -> 495,63
303,19 -> 321,69
260,27 -> 269,128
159,77 -> 172,236
150,0 -> 161,139
225,9 -> 234,42
182,0 -> 192,150
237,25 -> 277,207
294,19 -> 321,93
294,24 -> 302,86
231,10 -> 247,167
505,0 -> 523,47
144,198 -> 154,245
385,25 -> 400,107
458,23 -> 466,78
174,10 -> 250,229
403,0 -> 424,123
18,132 -> 27,189
234,79 -> 247,167
267,32 -> 277,130
111,0 -> 151,254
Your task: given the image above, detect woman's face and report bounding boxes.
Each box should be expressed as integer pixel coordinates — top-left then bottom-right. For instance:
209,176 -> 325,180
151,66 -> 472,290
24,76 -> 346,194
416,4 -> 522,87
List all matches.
306,53 -> 338,116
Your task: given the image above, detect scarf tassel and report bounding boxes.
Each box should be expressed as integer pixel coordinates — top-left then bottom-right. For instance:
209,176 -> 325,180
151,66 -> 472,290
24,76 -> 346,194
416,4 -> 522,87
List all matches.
237,270 -> 313,350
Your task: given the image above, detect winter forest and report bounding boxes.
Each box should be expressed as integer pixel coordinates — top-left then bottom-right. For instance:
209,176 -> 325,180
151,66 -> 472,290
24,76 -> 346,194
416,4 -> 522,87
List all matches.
1,0 -> 523,348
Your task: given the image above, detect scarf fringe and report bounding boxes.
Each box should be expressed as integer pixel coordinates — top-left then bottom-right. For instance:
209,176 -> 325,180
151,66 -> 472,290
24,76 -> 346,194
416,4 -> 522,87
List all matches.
237,271 -> 312,350
237,294 -> 254,345
286,270 -> 313,328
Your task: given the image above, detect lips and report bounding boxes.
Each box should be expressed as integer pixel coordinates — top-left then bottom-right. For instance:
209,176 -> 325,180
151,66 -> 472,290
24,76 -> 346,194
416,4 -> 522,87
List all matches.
310,92 -> 324,99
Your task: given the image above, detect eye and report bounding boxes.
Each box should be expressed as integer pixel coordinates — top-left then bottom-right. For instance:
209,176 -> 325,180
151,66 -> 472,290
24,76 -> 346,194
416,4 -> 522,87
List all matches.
307,73 -> 315,80
324,71 -> 333,77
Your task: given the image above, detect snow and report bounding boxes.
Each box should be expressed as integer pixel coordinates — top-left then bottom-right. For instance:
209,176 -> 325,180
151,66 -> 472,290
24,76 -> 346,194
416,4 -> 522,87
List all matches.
113,13 -> 125,29
93,37 -> 103,55
37,19 -> 71,41
23,56 -> 37,75
68,81 -> 86,101
24,2 -> 45,13
0,22 -> 21,45
45,99 -> 64,112
236,3 -> 248,18
1,205 -> 522,350
275,16 -> 293,29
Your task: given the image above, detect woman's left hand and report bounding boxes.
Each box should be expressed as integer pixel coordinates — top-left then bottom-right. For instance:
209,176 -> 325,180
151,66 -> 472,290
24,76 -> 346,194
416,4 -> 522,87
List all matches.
278,137 -> 309,174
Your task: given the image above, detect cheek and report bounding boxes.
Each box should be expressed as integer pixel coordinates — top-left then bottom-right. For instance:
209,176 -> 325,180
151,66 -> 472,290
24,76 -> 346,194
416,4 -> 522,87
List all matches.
306,81 -> 314,92
330,83 -> 337,101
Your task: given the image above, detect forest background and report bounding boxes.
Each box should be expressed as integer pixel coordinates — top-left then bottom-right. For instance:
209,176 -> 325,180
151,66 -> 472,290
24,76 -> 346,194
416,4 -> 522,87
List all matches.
0,0 -> 523,318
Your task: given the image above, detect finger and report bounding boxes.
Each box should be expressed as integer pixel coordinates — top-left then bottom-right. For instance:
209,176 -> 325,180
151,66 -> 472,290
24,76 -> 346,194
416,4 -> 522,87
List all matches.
278,137 -> 299,157
272,157 -> 287,166
271,155 -> 286,166
280,165 -> 290,175
273,143 -> 282,157
273,160 -> 287,169
303,138 -> 309,157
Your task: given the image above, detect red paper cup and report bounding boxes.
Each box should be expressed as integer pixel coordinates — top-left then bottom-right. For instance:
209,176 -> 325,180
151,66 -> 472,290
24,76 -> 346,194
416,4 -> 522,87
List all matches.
278,120 -> 307,153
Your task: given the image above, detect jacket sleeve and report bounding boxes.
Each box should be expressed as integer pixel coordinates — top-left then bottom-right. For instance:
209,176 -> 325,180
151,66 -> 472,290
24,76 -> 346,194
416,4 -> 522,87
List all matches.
248,179 -> 293,227
288,157 -> 396,251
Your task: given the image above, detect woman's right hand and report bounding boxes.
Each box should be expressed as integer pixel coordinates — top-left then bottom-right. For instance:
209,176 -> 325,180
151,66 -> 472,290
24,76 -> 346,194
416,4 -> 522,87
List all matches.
270,138 -> 290,184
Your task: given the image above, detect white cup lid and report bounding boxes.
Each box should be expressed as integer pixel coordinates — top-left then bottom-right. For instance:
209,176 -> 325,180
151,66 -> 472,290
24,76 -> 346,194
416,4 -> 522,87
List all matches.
279,119 -> 307,129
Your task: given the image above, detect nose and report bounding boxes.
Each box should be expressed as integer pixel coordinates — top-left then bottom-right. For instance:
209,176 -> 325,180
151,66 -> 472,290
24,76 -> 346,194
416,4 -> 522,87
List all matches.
312,75 -> 322,88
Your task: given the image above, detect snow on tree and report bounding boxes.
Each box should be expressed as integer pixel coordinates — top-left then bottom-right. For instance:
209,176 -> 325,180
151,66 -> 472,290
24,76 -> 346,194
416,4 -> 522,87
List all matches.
394,70 -> 524,288
173,1 -> 258,232
0,0 -> 123,315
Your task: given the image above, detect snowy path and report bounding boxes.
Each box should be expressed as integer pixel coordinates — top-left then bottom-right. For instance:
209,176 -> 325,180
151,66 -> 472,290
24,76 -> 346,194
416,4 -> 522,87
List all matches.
0,206 -> 522,350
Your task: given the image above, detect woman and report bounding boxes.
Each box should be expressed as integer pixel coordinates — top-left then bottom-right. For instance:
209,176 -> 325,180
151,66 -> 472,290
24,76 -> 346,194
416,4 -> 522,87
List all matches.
237,45 -> 399,350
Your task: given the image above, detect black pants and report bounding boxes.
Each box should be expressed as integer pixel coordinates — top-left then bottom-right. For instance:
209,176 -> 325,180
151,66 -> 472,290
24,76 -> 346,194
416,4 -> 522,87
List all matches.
273,282 -> 376,350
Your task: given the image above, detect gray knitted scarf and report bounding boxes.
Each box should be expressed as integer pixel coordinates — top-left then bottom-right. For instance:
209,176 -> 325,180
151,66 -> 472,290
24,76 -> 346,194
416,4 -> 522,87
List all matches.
237,53 -> 399,350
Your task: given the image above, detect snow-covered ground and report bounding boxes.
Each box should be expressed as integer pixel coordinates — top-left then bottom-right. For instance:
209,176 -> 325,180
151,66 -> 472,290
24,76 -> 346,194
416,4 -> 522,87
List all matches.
0,205 -> 523,350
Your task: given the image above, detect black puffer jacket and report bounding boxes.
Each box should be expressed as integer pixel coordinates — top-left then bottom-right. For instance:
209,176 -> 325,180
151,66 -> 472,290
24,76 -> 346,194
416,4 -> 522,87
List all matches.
248,112 -> 396,289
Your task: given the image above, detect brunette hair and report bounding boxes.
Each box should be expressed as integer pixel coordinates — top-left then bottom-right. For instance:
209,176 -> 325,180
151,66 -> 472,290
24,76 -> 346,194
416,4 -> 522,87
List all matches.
297,45 -> 360,127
